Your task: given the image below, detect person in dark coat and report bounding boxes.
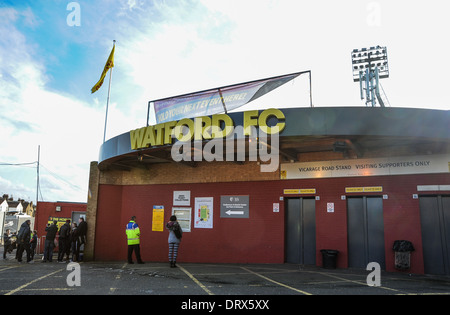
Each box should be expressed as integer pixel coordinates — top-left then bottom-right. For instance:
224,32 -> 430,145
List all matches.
43,221 -> 58,262
30,230 -> 37,260
70,222 -> 79,262
3,229 -> 11,260
57,220 -> 71,262
16,220 -> 32,263
76,217 -> 87,261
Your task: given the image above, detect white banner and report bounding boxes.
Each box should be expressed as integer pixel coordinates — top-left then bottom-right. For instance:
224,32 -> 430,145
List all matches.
281,154 -> 450,180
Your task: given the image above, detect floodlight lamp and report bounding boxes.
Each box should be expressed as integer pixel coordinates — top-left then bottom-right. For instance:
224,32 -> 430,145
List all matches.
351,46 -> 389,82
351,45 -> 390,107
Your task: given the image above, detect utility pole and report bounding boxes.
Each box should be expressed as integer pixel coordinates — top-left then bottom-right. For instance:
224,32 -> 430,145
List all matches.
36,145 -> 40,209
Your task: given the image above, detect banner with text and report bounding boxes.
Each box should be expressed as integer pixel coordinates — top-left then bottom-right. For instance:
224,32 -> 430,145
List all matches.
152,72 -> 302,124
281,154 -> 450,179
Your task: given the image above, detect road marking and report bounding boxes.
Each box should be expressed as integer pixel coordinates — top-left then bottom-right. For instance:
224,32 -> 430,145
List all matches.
5,269 -> 64,295
0,266 -> 21,272
178,264 -> 214,295
241,267 -> 313,295
313,271 -> 401,293
18,288 -> 74,292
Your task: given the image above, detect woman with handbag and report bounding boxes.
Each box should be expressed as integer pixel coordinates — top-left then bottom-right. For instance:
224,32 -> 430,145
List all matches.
166,215 -> 182,268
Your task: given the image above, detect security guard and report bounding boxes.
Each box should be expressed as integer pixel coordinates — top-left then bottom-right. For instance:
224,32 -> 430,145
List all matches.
126,216 -> 144,264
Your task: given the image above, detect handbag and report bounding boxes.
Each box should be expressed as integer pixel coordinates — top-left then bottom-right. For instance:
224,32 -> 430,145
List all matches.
173,224 -> 182,239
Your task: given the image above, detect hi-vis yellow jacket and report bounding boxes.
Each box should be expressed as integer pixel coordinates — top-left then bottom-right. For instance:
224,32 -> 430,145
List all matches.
126,220 -> 140,245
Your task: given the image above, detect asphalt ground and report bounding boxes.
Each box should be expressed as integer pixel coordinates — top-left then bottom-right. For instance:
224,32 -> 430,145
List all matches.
1,249 -> 449,311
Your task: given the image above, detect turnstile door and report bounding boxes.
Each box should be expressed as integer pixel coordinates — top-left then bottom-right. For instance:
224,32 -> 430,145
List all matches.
347,197 -> 385,269
285,198 -> 316,265
419,196 -> 450,275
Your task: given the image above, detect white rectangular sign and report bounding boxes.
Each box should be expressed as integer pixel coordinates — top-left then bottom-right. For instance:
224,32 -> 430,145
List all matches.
281,154 -> 450,180
173,191 -> 191,206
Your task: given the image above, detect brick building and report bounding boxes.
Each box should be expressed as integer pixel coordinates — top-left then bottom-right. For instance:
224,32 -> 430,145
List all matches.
86,107 -> 450,275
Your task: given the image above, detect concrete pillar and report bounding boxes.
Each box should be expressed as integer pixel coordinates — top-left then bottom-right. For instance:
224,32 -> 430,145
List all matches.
84,161 -> 99,261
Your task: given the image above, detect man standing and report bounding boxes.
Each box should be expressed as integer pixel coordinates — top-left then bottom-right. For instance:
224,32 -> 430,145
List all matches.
43,221 -> 58,262
126,216 -> 144,264
76,217 -> 87,261
17,220 -> 31,263
57,220 -> 70,262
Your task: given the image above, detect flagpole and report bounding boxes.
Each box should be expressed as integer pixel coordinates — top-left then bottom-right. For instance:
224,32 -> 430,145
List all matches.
103,40 -> 115,144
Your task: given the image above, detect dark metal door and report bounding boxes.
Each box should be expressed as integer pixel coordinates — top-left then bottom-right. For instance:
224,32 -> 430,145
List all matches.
347,197 -> 385,269
285,198 -> 316,265
419,196 -> 450,275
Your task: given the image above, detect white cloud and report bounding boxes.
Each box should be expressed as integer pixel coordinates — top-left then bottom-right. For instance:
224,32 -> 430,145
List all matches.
1,0 -> 449,204
0,7 -> 104,202
0,175 -> 35,202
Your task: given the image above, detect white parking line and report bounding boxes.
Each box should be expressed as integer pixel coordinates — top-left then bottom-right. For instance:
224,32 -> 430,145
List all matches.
5,268 -> 64,295
240,267 -> 313,295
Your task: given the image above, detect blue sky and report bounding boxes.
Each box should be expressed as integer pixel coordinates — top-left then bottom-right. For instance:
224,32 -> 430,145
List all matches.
0,0 -> 449,203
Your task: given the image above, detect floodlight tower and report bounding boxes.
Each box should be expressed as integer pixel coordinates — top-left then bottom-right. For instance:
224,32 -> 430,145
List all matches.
351,46 -> 389,107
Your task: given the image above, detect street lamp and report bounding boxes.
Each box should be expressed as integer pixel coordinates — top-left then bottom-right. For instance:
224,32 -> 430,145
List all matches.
351,46 -> 389,107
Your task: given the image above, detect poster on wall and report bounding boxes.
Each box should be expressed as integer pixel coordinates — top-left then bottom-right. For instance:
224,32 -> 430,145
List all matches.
152,206 -> 164,232
194,197 -> 213,229
48,216 -> 71,229
172,207 -> 192,232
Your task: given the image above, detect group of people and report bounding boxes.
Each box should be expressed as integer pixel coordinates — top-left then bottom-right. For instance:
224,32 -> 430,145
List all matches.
126,215 -> 182,268
2,220 -> 38,263
42,217 -> 87,263
3,217 -> 88,263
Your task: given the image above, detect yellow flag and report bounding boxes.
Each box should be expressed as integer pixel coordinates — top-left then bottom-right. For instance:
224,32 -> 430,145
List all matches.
91,44 -> 115,94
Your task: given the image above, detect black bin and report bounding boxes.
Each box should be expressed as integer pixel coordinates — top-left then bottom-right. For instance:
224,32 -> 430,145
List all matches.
393,240 -> 414,270
320,249 -> 339,269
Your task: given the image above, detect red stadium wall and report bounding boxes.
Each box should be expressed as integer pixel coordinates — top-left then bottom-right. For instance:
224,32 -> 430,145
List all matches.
93,173 -> 450,274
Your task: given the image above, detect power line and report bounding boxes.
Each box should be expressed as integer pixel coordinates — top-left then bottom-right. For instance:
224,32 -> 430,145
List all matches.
0,161 -> 37,166
0,158 -> 85,201
39,164 -> 85,193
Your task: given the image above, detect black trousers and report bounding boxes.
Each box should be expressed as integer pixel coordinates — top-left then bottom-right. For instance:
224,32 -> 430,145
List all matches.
17,243 -> 31,262
58,238 -> 69,261
127,244 -> 143,263
43,239 -> 55,262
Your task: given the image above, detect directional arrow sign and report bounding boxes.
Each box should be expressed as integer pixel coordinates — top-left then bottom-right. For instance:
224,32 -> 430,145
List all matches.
220,196 -> 249,218
225,210 -> 244,216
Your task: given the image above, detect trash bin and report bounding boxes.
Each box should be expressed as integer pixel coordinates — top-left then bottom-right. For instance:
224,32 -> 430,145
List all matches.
320,249 -> 339,269
393,240 -> 414,270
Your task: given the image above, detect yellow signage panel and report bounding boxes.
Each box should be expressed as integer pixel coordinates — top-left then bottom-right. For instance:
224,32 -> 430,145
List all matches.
345,187 -> 364,193
363,186 -> 383,192
48,216 -> 71,229
283,189 -> 300,195
345,186 -> 383,193
152,206 -> 164,232
283,189 -> 316,195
